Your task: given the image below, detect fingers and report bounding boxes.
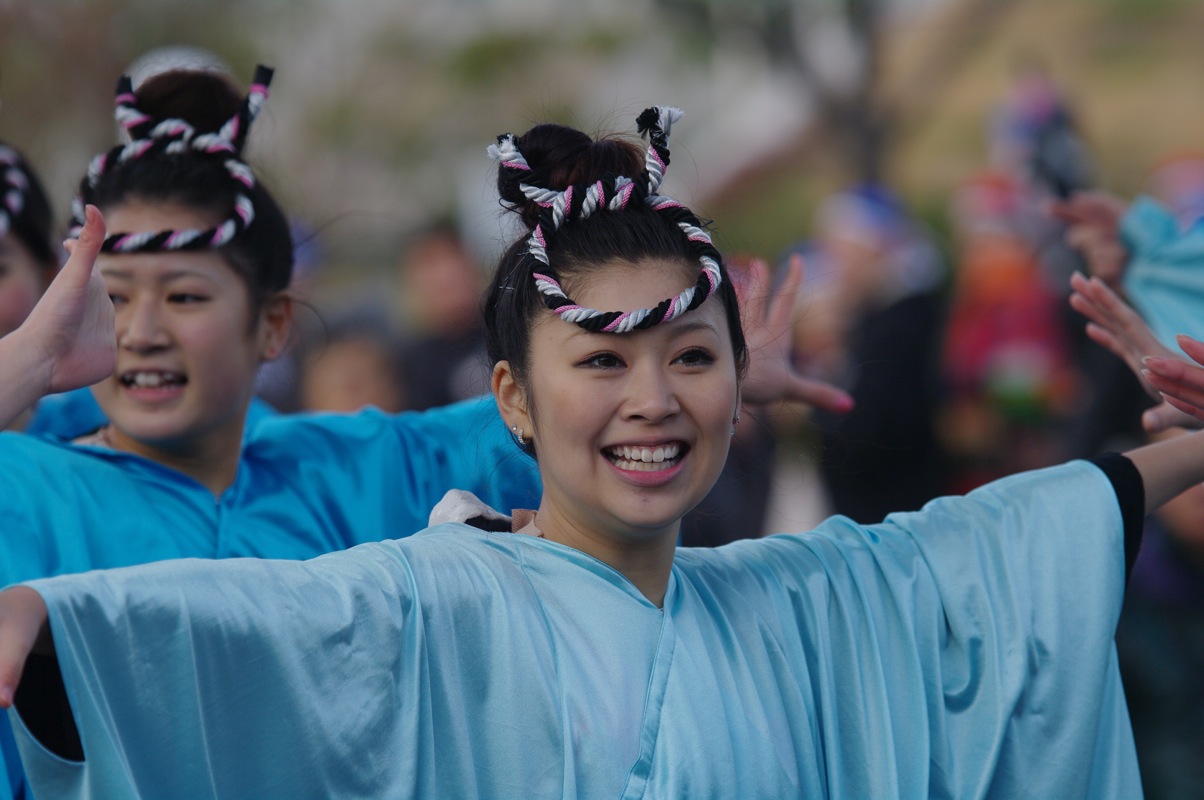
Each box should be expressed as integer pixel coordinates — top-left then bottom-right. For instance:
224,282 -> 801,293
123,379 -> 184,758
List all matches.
1083,322 -> 1126,363
61,205 -> 107,286
1070,272 -> 1167,354
1144,357 -> 1204,400
1142,400 -> 1204,434
1157,394 -> 1204,428
766,255 -> 804,331
737,258 -> 769,322
1047,190 -> 1125,226
1177,335 -> 1204,368
786,374 -> 854,414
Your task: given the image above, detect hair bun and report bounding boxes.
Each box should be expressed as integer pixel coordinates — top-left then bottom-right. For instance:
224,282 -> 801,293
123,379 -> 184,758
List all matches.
494,123 -> 644,230
134,69 -> 246,139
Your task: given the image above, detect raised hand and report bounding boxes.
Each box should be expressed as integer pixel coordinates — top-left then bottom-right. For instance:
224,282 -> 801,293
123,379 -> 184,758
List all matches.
1069,271 -> 1201,432
29,204 -> 116,394
1143,336 -> 1204,430
736,255 -> 854,414
1050,191 -> 1129,288
0,205 -> 115,428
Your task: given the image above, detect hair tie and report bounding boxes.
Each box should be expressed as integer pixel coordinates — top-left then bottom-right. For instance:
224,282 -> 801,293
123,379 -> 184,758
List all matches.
69,64 -> 275,254
488,105 -> 722,334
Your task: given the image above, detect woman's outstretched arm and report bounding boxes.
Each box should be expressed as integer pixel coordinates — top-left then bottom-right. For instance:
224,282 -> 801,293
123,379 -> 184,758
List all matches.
1124,425 -> 1204,514
0,206 -> 114,428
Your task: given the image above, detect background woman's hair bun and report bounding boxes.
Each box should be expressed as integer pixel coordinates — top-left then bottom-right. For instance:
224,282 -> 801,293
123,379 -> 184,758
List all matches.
135,69 -> 246,147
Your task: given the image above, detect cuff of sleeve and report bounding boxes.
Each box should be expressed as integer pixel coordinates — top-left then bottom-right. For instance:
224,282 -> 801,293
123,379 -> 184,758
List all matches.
1090,453 -> 1145,584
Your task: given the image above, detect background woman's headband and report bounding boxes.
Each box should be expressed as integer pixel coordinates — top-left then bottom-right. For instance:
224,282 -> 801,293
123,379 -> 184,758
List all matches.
70,64 -> 274,254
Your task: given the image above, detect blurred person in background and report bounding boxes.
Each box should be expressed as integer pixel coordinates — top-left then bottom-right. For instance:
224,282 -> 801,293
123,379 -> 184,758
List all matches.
990,54 -> 1095,208
1053,151 -> 1204,445
394,220 -> 491,410
797,184 -> 950,523
298,314 -> 407,414
0,142 -> 62,430
940,171 -> 1081,490
1056,151 -> 1204,356
984,60 -> 1149,465
1115,426 -> 1204,800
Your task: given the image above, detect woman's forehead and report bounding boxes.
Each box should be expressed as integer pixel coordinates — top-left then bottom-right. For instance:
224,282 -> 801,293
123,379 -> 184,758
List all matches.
103,200 -> 221,235
563,257 -> 698,312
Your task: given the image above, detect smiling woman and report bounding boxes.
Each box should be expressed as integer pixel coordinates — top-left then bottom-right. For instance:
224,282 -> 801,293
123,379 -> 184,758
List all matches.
1,106 -> 1197,799
0,64 -> 542,800
85,200 -> 288,493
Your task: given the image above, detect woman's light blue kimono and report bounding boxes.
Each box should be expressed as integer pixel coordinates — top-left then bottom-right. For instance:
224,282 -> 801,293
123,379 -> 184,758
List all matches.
10,460 -> 1141,798
1121,195 -> 1204,353
0,395 -> 540,799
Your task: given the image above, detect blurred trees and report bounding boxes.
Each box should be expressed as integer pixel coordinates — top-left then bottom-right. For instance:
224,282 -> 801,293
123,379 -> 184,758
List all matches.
654,0 -> 1022,186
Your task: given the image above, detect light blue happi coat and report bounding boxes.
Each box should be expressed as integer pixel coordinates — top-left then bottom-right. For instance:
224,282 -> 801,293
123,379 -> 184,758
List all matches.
0,395 -> 540,800
1121,195 -> 1204,354
11,461 -> 1140,799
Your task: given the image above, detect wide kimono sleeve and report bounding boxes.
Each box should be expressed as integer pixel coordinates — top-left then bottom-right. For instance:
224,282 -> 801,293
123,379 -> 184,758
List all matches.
9,544 -> 429,799
695,458 -> 1142,798
1121,194 -> 1204,354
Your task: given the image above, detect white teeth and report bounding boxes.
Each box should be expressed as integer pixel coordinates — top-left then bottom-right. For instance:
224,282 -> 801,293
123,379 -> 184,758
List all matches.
608,443 -> 682,470
123,371 -> 183,388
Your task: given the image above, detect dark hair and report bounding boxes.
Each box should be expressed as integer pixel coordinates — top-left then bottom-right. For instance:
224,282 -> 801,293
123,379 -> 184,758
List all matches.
79,69 -> 292,313
483,121 -> 748,402
0,142 -> 57,270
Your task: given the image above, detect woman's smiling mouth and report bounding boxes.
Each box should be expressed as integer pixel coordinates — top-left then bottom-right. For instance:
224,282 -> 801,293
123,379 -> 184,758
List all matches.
603,442 -> 687,472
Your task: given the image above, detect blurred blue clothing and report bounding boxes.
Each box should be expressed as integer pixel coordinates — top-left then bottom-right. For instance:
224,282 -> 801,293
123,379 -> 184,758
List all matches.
0,395 -> 540,800
1122,195 -> 1204,355
24,388 -> 277,441
12,461 -> 1138,798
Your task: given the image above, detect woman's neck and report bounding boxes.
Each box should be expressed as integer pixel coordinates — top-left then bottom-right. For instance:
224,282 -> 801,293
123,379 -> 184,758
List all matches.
97,423 -> 245,497
532,508 -> 678,608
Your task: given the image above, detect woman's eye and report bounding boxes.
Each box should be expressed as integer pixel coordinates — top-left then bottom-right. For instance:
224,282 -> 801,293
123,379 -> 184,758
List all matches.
168,293 -> 208,304
675,348 -> 715,367
108,293 -> 127,306
581,353 -> 624,369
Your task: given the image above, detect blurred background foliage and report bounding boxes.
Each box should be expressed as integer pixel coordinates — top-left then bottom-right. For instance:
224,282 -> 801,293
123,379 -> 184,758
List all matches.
1,0 -> 1202,291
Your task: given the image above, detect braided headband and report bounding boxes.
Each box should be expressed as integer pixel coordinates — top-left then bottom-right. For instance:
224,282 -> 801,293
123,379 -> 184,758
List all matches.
487,106 -> 723,334
0,145 -> 30,241
69,64 -> 274,254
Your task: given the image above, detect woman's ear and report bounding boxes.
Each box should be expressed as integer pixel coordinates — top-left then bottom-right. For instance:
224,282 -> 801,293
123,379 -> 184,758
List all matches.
492,360 -> 531,434
258,293 -> 294,361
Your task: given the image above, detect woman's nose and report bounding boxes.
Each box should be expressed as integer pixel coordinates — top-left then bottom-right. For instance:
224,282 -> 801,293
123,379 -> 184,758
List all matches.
621,363 -> 681,423
118,299 -> 170,352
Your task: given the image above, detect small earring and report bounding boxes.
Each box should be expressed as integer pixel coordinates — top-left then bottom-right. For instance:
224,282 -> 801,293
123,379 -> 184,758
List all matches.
510,424 -> 525,444
730,414 -> 740,437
